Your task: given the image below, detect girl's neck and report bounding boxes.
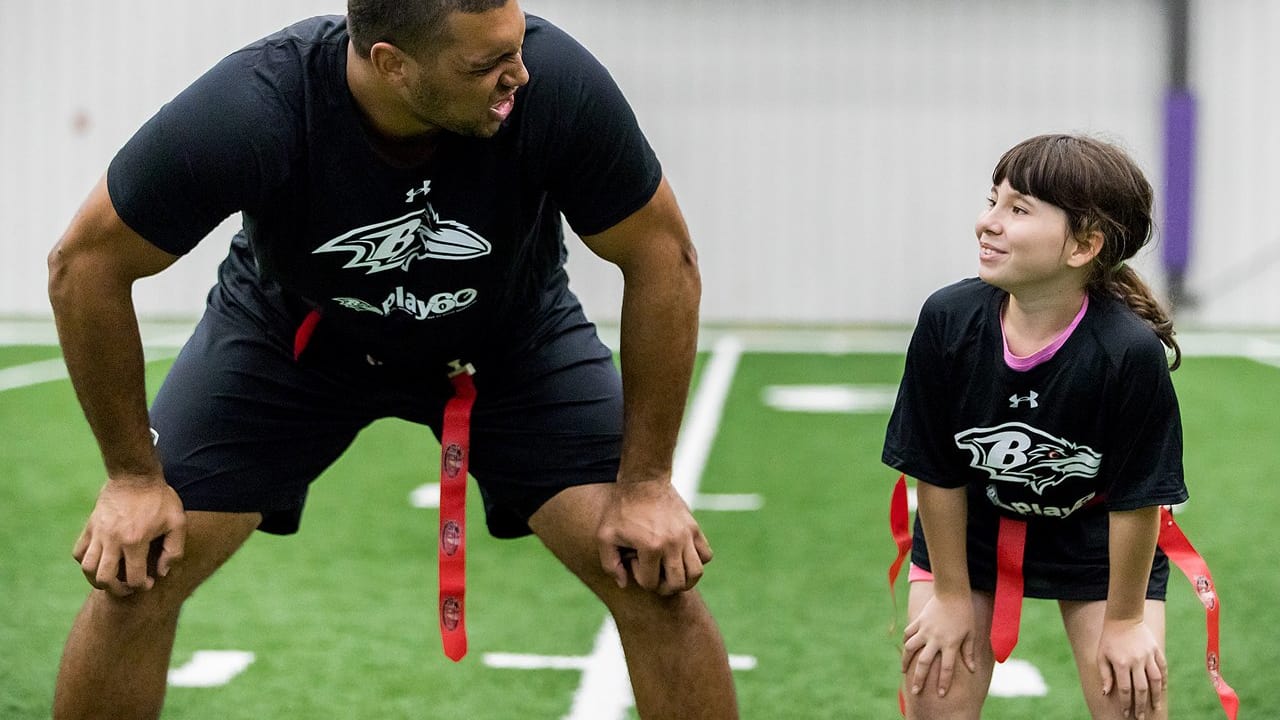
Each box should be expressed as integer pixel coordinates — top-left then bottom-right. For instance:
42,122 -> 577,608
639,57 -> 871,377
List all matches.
1002,287 -> 1089,358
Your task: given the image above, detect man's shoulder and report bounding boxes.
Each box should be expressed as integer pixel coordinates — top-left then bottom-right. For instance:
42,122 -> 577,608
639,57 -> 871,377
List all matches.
220,15 -> 346,82
521,14 -> 602,81
523,14 -> 572,51
242,15 -> 347,54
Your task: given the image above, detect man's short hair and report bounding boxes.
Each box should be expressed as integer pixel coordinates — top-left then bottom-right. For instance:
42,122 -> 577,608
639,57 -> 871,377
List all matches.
347,0 -> 510,58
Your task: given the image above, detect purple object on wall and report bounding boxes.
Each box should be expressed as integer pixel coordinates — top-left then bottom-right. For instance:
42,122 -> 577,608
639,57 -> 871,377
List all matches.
1162,90 -> 1196,273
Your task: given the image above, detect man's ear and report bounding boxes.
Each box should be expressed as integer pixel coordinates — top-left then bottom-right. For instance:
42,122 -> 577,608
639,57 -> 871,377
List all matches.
369,41 -> 413,86
1067,229 -> 1104,269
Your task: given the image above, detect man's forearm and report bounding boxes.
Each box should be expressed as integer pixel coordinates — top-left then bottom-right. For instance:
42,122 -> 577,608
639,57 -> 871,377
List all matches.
49,252 -> 160,480
614,243 -> 700,484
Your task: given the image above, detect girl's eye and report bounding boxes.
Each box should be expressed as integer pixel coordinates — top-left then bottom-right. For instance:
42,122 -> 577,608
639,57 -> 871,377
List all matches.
1012,206 -> 1029,215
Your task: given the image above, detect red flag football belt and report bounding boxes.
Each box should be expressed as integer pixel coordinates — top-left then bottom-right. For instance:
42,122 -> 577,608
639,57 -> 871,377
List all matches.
439,360 -> 476,661
293,311 -> 476,662
887,475 -> 1239,719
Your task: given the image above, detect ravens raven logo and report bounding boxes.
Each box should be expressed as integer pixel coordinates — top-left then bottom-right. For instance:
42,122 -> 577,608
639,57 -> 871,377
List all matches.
954,422 -> 1101,495
314,204 -> 492,275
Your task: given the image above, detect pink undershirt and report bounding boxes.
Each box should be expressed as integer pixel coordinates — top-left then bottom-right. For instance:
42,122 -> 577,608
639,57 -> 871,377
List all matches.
908,292 -> 1090,583
1002,293 -> 1090,371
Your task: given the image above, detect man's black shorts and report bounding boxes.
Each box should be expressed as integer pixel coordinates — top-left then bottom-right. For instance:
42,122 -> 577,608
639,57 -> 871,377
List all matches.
150,289 -> 623,539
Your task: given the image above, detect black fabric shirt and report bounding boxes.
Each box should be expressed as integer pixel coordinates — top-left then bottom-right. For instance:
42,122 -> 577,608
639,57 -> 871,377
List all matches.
107,14 -> 662,364
883,278 -> 1188,597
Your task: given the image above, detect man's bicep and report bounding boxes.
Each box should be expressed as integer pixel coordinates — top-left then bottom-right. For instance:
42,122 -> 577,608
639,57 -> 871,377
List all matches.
52,174 -> 180,284
578,177 -> 693,271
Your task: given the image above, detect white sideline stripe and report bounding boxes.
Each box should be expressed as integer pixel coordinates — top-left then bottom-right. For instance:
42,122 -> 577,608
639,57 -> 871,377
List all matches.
0,348 -> 177,393
762,384 -> 898,413
0,358 -> 71,392
694,493 -> 764,511
563,335 -> 743,720
671,335 -> 743,500
168,650 -> 256,688
988,657 -> 1049,697
409,482 -> 441,508
0,320 -> 197,347
3,319 -> 1279,359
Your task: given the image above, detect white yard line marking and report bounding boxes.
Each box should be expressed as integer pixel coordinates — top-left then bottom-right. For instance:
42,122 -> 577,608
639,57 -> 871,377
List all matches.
988,657 -> 1049,697
167,650 -> 256,688
409,482 -> 441,508
693,493 -> 765,511
483,335 -> 748,720
562,335 -> 745,720
558,619 -> 633,720
762,384 -> 898,413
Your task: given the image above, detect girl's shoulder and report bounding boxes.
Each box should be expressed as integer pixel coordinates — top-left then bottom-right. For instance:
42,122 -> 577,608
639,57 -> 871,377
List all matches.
1083,292 -> 1173,371
920,277 -> 1002,322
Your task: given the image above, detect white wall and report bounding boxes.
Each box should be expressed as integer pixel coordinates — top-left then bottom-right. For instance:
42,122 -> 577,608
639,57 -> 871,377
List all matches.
3,1 -> 1275,328
1189,0 -> 1280,328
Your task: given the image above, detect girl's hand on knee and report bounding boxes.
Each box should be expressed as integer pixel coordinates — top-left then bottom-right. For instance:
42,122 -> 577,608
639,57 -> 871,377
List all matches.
1096,618 -> 1167,720
902,593 -> 978,698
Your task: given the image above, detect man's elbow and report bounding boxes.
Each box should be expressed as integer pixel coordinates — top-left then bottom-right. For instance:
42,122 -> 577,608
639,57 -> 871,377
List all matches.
47,235 -> 115,313
683,246 -> 701,299
47,238 -> 78,311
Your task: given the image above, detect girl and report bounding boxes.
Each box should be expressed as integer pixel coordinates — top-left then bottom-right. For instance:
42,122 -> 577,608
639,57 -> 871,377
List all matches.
883,134 -> 1187,720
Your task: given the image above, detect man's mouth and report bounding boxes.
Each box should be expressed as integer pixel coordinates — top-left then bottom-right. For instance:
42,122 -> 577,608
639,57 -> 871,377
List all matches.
490,94 -> 516,121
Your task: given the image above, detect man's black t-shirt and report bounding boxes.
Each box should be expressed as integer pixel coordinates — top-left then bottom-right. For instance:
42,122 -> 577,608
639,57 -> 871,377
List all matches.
107,15 -> 662,364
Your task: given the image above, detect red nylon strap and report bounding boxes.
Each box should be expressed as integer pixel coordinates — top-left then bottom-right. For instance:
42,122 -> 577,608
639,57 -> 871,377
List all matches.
888,476 -> 911,718
292,308 -> 322,361
1157,506 -> 1239,719
438,361 -> 476,662
991,515 -> 1027,663
888,475 -> 912,606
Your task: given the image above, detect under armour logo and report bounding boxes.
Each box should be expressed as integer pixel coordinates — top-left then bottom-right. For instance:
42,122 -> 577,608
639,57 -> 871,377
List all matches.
1009,391 -> 1039,408
405,180 -> 432,203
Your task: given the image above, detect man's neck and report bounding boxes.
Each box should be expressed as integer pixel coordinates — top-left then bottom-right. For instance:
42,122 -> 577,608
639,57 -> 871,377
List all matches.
346,43 -> 437,141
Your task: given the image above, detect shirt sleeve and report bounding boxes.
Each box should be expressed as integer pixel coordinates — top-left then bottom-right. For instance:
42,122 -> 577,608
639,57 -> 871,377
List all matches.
527,23 -> 663,237
1101,337 -> 1189,510
883,295 -> 967,488
106,47 -> 299,255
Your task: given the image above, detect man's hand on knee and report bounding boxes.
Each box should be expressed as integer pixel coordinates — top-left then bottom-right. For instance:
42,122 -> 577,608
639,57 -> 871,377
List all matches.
595,479 -> 713,596
73,474 -> 187,597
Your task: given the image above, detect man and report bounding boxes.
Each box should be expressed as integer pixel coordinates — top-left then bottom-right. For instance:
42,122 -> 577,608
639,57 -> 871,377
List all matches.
46,1 -> 738,717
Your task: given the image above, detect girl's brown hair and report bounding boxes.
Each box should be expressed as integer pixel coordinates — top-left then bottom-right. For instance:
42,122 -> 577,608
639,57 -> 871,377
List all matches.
993,134 -> 1181,370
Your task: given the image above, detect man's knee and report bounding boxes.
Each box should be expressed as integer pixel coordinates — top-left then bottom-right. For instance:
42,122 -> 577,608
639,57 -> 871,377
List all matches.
100,510 -> 261,611
604,584 -> 711,634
